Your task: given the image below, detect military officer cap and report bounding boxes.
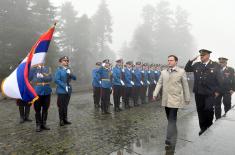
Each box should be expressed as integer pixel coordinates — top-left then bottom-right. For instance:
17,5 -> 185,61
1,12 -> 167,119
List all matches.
199,49 -> 212,56
59,56 -> 69,62
150,64 -> 155,67
136,61 -> 142,65
218,57 -> 228,62
126,61 -> 133,65
116,59 -> 123,63
142,63 -> 149,66
96,62 -> 102,66
102,59 -> 110,64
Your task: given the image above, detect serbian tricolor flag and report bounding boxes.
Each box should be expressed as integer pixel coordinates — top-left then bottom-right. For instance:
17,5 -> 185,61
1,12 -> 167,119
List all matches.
1,23 -> 56,103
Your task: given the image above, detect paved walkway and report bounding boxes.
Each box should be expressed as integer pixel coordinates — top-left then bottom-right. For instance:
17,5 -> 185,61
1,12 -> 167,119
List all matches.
0,91 -> 196,155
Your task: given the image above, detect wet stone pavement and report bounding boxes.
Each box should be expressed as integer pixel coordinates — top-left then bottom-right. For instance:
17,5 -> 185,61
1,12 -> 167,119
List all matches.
0,92 -> 197,155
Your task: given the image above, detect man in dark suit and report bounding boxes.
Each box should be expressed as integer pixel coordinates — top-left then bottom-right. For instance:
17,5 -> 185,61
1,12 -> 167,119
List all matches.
185,49 -> 222,136
215,57 -> 235,119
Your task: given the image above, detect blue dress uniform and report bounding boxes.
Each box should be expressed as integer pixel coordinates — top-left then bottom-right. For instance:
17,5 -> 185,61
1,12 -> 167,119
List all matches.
98,60 -> 112,114
215,57 -> 235,119
154,68 -> 161,83
133,62 -> 142,106
92,62 -> 102,108
154,68 -> 161,100
30,65 -> 52,132
112,60 -> 123,111
124,62 -> 133,108
148,66 -> 156,102
185,49 -> 222,135
140,64 -> 149,104
54,57 -> 77,126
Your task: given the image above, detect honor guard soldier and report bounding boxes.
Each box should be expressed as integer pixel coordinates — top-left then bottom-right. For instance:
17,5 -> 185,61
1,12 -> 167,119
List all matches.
154,64 -> 161,83
98,59 -> 112,114
148,64 -> 157,102
215,57 -> 235,119
30,64 -> 52,132
133,62 -> 142,106
54,56 -> 77,126
185,49 -> 222,135
124,61 -> 134,108
154,64 -> 161,100
92,62 -> 102,108
141,63 -> 149,104
112,59 -> 124,112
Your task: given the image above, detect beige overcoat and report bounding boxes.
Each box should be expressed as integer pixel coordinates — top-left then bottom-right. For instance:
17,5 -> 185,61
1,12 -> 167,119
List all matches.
153,66 -> 190,108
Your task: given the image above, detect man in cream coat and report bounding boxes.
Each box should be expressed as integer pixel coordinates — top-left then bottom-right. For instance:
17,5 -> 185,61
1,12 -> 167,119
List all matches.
153,55 -> 190,151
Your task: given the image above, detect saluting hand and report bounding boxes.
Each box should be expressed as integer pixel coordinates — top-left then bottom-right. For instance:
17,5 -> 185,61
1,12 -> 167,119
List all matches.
191,55 -> 200,62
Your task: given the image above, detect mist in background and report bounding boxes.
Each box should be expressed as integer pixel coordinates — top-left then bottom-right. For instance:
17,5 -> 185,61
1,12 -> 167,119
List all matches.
1,0 -> 234,85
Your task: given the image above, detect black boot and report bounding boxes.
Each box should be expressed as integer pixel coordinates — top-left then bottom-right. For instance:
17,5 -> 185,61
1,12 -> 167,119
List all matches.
36,124 -> 41,132
24,105 -> 32,122
41,112 -> 50,130
58,108 -> 65,126
64,108 -> 71,125
19,106 -> 24,123
60,120 -> 65,126
35,113 -> 41,132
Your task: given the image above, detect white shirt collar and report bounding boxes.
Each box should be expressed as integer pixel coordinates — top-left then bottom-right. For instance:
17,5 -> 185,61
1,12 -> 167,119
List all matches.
202,60 -> 210,66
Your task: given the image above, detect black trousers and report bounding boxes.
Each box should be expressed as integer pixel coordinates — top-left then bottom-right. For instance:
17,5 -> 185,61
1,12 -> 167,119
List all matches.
215,93 -> 232,119
34,95 -> 51,125
140,86 -> 147,104
195,94 -> 215,131
93,87 -> 101,106
57,94 -> 71,121
17,99 -> 31,119
101,88 -> 111,113
113,85 -> 122,109
133,86 -> 141,105
121,86 -> 125,103
165,107 -> 178,146
124,87 -> 132,108
148,84 -> 156,101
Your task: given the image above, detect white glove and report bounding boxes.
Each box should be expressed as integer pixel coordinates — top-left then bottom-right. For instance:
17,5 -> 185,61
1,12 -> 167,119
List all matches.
130,81 -> 134,86
65,86 -> 69,93
132,70 -> 134,73
99,81 -> 102,84
122,69 -> 125,72
66,69 -> 71,74
37,73 -> 43,78
147,80 -> 150,85
154,80 -> 157,84
36,73 -> 40,78
120,80 -> 125,86
155,71 -> 158,74
148,71 -> 150,73
102,63 -> 105,67
141,70 -> 144,73
140,81 -> 144,85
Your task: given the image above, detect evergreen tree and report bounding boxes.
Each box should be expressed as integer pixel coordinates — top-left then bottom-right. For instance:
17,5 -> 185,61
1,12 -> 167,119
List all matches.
0,0 -> 34,80
91,0 -> 113,60
30,0 -> 58,68
173,6 -> 195,63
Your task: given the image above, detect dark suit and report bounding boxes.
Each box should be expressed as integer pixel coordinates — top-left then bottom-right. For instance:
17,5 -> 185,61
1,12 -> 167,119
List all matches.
185,60 -> 222,131
215,66 -> 235,119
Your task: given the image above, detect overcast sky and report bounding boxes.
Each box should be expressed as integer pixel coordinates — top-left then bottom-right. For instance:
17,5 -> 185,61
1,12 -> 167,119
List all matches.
51,0 -> 235,65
